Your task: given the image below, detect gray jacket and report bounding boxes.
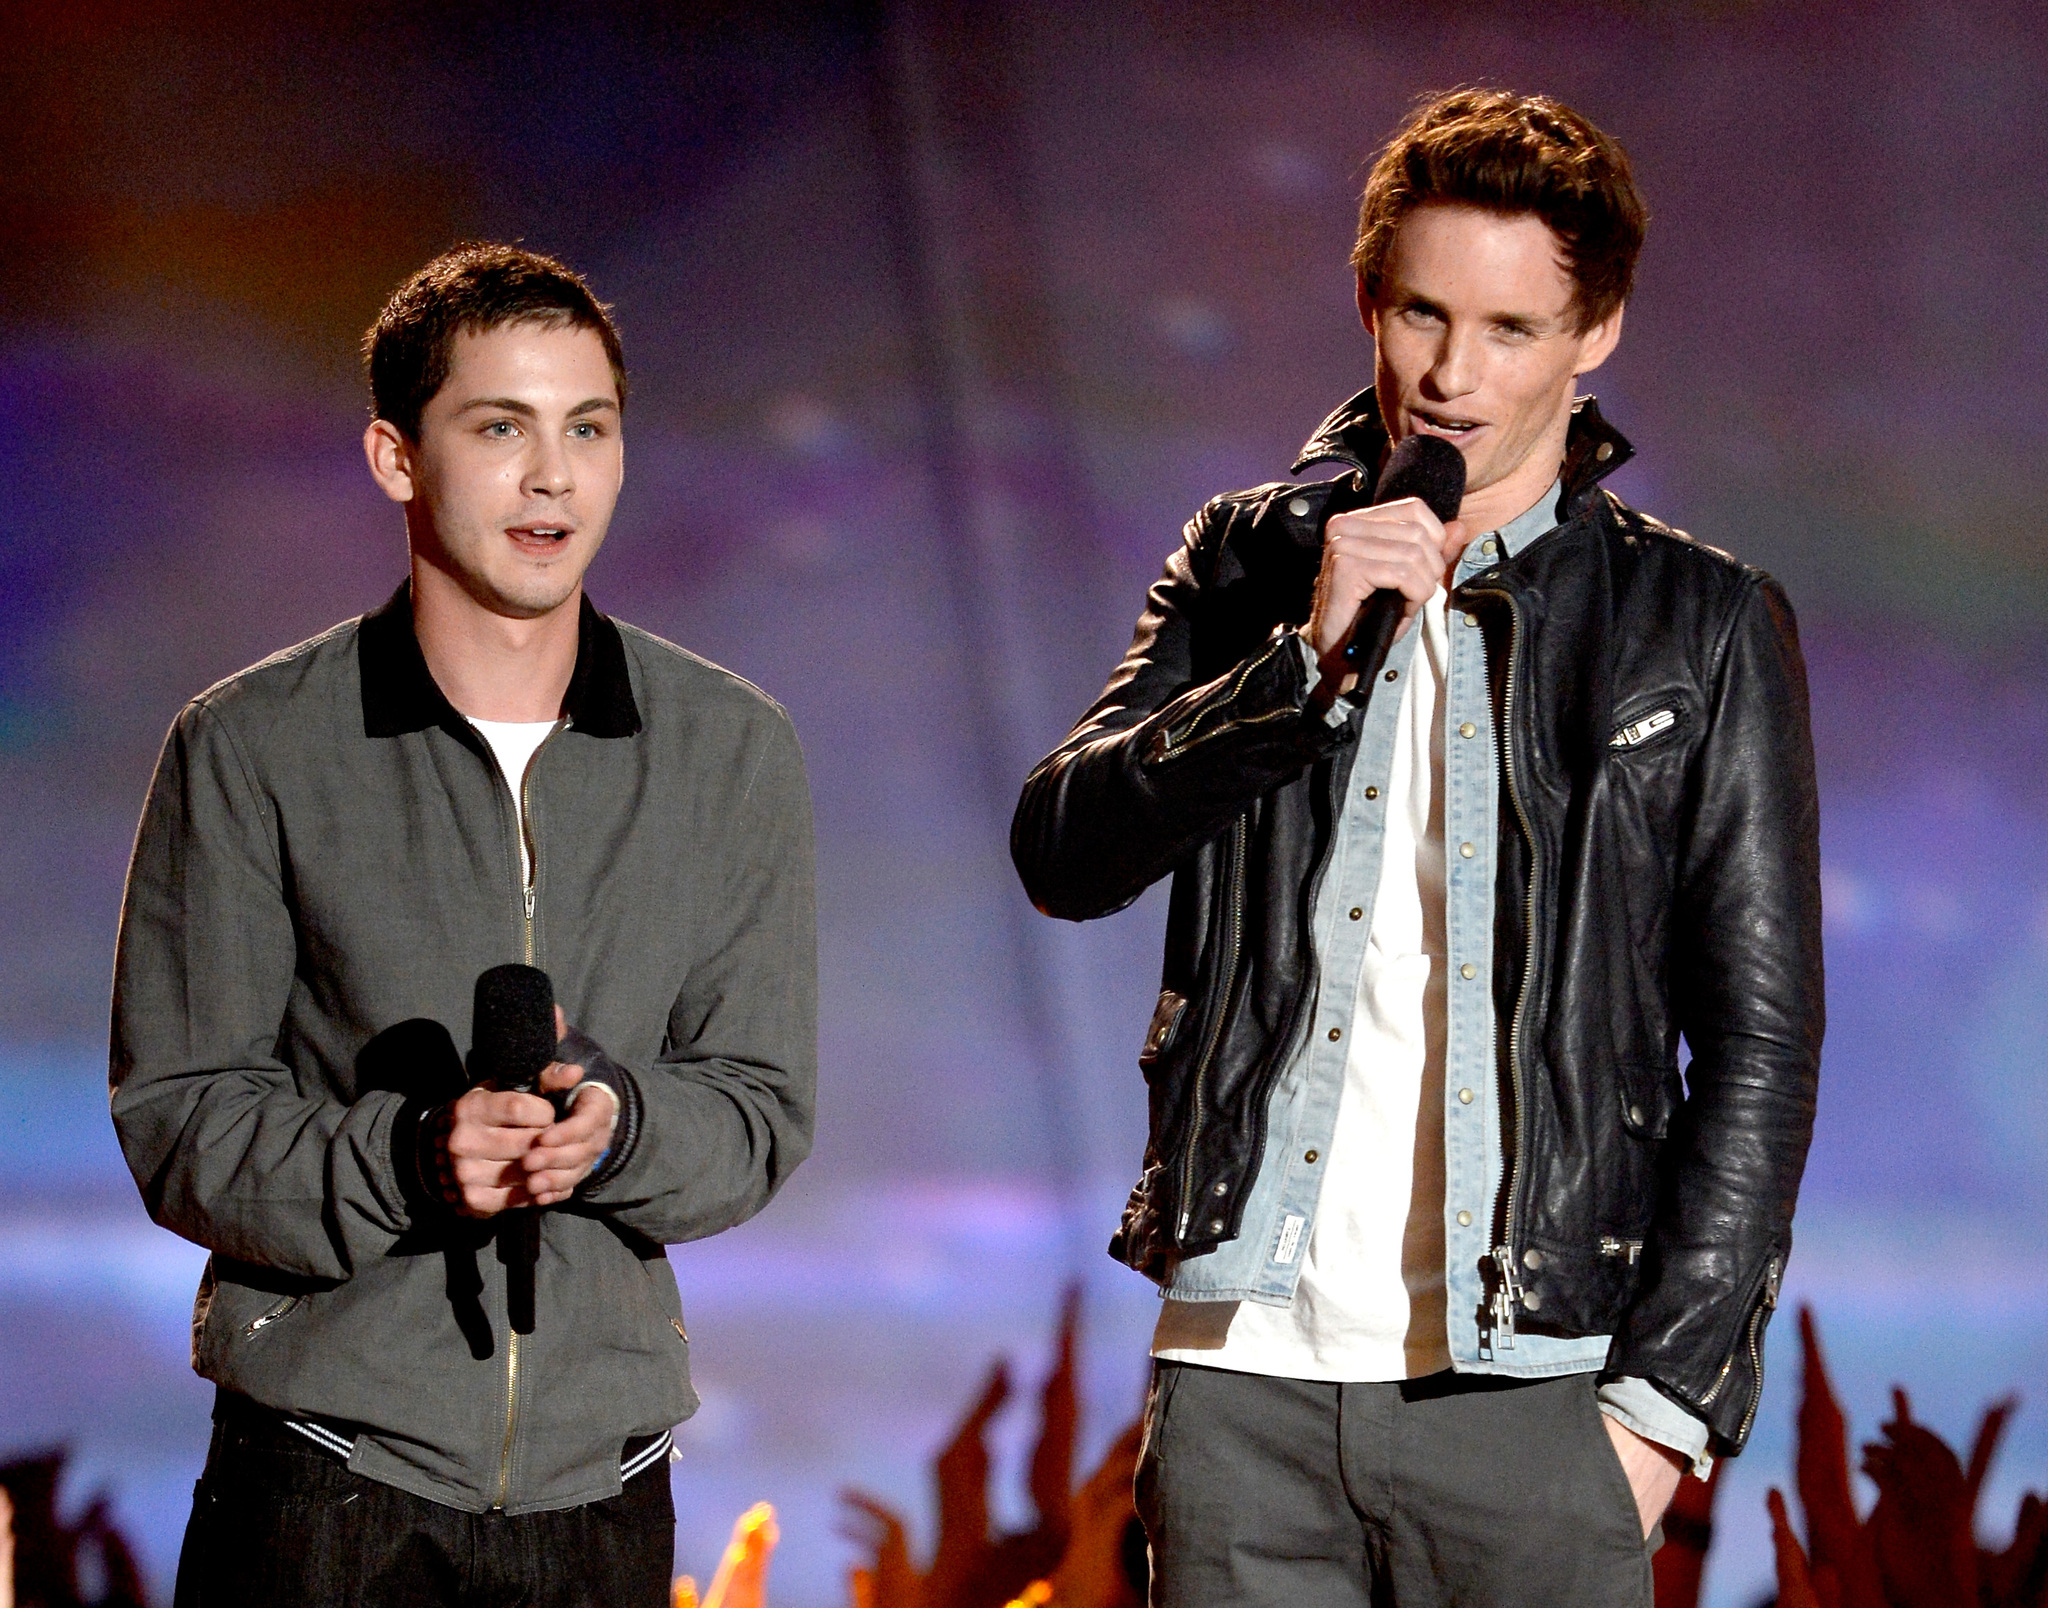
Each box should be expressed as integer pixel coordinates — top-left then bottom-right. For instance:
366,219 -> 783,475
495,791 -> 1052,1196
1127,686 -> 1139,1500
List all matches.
110,584 -> 816,1515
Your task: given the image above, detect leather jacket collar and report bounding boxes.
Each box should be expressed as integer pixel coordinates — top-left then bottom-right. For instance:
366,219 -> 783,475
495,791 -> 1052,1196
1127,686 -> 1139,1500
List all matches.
1289,385 -> 1636,521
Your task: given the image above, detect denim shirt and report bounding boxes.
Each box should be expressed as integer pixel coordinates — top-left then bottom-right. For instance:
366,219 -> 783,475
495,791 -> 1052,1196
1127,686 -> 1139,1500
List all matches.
1159,481 -> 1711,1470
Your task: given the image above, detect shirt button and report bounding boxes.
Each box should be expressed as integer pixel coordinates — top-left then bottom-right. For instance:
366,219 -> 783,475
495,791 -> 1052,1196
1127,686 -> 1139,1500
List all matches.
1460,963 -> 1477,979
1364,786 -> 1379,800
1463,613 -> 1479,628
1385,669 -> 1398,682
1458,1088 -> 1474,1104
1327,1027 -> 1342,1042
1459,721 -> 1476,739
1288,496 -> 1311,517
1459,842 -> 1475,858
1457,1210 -> 1472,1227
1304,1150 -> 1319,1164
1481,538 -> 1499,556
1349,906 -> 1364,921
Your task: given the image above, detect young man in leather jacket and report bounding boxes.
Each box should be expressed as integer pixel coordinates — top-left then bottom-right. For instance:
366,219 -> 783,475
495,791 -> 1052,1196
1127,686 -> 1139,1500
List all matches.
112,246 -> 816,1606
1012,90 -> 1821,1605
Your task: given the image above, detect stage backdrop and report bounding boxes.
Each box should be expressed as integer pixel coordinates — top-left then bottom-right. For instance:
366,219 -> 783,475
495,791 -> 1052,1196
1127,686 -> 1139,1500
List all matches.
3,3 -> 2044,1603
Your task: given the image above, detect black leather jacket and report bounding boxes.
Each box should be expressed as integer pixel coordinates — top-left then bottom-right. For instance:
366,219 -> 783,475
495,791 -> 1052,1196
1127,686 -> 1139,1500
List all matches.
1011,390 -> 1822,1452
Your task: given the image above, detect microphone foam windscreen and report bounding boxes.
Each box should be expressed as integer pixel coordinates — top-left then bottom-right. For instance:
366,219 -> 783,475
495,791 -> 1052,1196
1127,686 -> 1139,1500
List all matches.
471,963 -> 557,1086
1373,433 -> 1467,525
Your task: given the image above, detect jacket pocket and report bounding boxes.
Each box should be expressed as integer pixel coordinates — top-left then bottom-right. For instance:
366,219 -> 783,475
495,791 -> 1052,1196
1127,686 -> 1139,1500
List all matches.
1606,697 -> 1692,757
1139,989 -> 1190,1074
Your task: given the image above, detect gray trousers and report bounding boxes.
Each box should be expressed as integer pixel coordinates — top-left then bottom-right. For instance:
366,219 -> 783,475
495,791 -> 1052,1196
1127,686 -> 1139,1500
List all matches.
1135,1362 -> 1653,1608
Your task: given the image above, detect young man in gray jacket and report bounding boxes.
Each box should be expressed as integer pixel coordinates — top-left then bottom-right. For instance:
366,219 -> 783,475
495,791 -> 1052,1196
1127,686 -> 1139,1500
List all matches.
111,244 -> 816,1607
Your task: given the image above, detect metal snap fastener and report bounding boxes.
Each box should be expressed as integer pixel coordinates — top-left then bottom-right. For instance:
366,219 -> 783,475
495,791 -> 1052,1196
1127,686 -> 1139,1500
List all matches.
1457,1210 -> 1472,1227
1385,669 -> 1398,682
1595,442 -> 1614,462
1459,842 -> 1475,858
1458,1088 -> 1473,1104
1523,1289 -> 1543,1311
1304,1150 -> 1319,1164
1213,1181 -> 1228,1196
1523,1248 -> 1543,1270
1208,1218 -> 1225,1234
1327,1027 -> 1342,1042
1481,538 -> 1498,556
1364,786 -> 1379,800
1460,963 -> 1477,979
1349,907 -> 1364,921
1628,1103 -> 1646,1126
1288,496 -> 1311,517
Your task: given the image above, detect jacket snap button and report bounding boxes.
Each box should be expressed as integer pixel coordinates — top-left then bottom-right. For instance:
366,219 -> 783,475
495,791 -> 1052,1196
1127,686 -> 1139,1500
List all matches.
1629,1103 -> 1646,1126
1212,1181 -> 1228,1196
1523,1248 -> 1543,1270
1288,496 -> 1311,517
1208,1218 -> 1225,1234
1595,441 -> 1615,462
1523,1289 -> 1543,1311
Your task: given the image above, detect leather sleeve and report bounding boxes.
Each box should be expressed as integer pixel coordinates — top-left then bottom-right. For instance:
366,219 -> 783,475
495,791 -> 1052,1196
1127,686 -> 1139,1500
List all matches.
1011,500 -> 1352,921
1608,574 -> 1823,1450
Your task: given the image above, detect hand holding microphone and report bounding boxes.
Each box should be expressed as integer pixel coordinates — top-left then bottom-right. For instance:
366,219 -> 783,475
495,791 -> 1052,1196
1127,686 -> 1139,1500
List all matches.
1304,433 -> 1470,703
433,965 -> 614,1219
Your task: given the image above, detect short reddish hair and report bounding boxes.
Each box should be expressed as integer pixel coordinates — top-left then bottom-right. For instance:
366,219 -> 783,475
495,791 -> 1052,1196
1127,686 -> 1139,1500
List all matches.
1352,88 -> 1647,331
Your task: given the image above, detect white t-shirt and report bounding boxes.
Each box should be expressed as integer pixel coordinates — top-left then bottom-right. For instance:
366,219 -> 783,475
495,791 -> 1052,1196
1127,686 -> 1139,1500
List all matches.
468,718 -> 560,885
1152,588 -> 1454,1380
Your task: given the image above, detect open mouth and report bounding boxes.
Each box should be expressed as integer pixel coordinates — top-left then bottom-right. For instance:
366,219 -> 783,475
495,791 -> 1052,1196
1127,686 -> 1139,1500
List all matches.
505,524 -> 573,551
1408,408 -> 1483,441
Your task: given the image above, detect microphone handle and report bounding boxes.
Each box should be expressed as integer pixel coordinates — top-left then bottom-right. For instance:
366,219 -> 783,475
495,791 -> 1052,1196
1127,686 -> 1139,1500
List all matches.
1341,588 -> 1406,684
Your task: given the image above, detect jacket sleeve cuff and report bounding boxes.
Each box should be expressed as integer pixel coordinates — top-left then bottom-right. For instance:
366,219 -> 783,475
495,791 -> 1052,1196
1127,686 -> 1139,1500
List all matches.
390,1096 -> 451,1223
556,1025 -> 644,1193
1598,1375 -> 1715,1478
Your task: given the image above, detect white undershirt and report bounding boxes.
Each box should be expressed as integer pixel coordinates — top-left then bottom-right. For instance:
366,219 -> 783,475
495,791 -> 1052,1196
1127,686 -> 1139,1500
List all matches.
1153,588 -> 1454,1380
467,718 -> 560,885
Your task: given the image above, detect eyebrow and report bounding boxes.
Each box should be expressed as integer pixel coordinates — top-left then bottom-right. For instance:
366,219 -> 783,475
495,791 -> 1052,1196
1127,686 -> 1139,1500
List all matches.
452,396 -> 620,419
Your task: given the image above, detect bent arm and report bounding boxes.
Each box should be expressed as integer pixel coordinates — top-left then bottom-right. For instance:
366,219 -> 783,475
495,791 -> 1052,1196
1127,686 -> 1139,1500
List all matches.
110,703 -> 415,1282
574,711 -> 818,1241
1011,499 -> 1352,921
1608,576 -> 1824,1452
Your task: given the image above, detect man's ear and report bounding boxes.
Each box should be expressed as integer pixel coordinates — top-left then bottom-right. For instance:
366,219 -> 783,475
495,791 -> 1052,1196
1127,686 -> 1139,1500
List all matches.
1572,302 -> 1625,378
363,418 -> 418,504
1355,271 -> 1378,339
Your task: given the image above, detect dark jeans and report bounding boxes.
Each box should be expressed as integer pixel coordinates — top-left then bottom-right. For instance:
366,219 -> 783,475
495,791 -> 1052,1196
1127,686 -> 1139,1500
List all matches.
1135,1363 -> 1652,1608
174,1396 -> 675,1608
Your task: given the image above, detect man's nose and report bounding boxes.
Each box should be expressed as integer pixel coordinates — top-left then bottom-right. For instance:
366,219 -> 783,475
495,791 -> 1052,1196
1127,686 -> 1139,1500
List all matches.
1423,326 -> 1481,400
523,433 -> 574,498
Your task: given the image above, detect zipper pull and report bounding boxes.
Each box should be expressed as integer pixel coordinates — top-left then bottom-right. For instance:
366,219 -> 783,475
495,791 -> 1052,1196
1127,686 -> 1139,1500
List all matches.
1490,1246 -> 1520,1349
523,887 -> 535,922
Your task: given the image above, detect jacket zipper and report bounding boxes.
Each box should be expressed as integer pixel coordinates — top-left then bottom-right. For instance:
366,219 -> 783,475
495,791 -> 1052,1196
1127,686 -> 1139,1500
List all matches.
1157,638 -> 1293,759
1177,814 -> 1247,1242
496,736 -> 551,1510
244,1295 -> 301,1338
1699,1252 -> 1782,1439
1463,584 -> 1538,1349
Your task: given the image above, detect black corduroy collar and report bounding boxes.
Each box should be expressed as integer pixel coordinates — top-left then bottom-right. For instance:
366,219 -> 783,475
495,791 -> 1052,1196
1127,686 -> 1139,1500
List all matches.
358,581 -> 642,740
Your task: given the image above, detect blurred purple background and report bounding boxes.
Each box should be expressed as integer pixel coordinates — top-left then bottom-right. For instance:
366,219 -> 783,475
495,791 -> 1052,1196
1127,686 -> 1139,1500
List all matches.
4,2 -> 2046,1602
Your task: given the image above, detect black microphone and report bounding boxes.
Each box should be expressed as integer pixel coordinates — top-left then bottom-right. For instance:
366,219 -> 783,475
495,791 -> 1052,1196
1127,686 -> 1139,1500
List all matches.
470,963 -> 556,1336
1337,432 -> 1468,685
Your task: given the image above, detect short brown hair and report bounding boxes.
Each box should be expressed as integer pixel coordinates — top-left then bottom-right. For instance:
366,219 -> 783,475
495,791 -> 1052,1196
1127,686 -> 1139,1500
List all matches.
1352,88 -> 1647,331
364,243 -> 628,439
